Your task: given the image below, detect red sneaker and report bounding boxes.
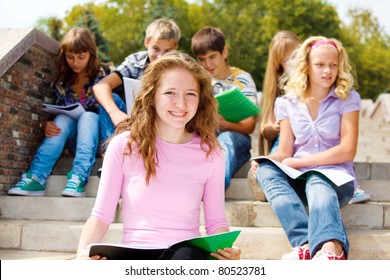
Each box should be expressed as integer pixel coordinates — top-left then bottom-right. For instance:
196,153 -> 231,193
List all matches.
282,246 -> 311,260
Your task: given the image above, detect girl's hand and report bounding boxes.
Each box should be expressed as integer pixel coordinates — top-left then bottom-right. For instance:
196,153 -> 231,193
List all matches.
76,254 -> 107,260
272,120 -> 280,132
44,121 -> 61,137
211,246 -> 241,260
251,160 -> 259,177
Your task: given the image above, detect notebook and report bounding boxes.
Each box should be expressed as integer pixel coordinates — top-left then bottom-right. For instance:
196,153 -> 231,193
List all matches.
123,77 -> 140,114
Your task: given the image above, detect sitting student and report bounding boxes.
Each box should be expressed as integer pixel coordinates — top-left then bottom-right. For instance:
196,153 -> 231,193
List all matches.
259,30 -> 301,155
76,53 -> 241,260
94,18 -> 181,177
248,30 -> 301,201
8,27 -> 112,197
251,36 -> 360,260
93,17 -> 181,130
191,26 -> 258,189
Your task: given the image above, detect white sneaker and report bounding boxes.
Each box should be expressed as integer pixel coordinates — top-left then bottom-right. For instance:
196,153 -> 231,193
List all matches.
312,250 -> 346,260
281,246 -> 310,260
349,187 -> 371,204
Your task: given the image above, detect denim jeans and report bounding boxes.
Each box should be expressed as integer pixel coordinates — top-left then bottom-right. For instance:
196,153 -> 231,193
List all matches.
256,160 -> 354,258
98,92 -> 127,146
217,131 -> 251,189
29,112 -> 99,186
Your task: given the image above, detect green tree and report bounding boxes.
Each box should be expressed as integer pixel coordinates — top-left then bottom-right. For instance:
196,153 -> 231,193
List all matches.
77,10 -> 111,62
340,8 -> 390,100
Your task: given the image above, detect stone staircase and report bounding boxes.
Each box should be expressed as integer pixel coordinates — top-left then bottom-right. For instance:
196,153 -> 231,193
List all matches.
1,117 -> 390,260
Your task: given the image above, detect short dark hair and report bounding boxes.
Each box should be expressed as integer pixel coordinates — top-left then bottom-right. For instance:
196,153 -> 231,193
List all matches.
191,27 -> 226,57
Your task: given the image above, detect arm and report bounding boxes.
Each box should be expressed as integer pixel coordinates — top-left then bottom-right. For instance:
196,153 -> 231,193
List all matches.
251,118 -> 294,175
202,151 -> 240,260
282,110 -> 359,169
261,112 -> 280,142
218,115 -> 256,134
93,72 -> 128,127
76,217 -> 110,259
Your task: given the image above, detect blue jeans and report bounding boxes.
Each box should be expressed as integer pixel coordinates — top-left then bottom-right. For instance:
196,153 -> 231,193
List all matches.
98,92 -> 127,146
270,135 -> 279,154
29,112 -> 99,186
256,160 -> 354,258
218,131 -> 251,189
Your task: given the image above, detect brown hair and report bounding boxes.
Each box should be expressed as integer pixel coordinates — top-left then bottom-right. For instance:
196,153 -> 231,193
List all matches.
116,52 -> 219,184
191,26 -> 226,57
56,27 -> 100,86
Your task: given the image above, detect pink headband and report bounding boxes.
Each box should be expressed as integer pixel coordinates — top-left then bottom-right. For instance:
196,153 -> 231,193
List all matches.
310,40 -> 338,50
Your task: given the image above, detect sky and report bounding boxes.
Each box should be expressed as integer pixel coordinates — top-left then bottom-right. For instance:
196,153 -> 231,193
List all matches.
0,0 -> 389,34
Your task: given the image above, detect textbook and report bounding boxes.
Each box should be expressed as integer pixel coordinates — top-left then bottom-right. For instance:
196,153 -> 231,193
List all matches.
251,156 -> 355,187
215,87 -> 261,122
88,230 -> 241,260
42,103 -> 85,120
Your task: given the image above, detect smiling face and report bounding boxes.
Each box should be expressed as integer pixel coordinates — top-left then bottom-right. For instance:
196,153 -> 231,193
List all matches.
154,67 -> 199,138
308,45 -> 339,90
65,51 -> 90,74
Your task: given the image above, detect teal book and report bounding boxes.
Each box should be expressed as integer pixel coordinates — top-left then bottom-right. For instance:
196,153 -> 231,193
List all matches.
215,87 -> 261,122
88,230 -> 241,260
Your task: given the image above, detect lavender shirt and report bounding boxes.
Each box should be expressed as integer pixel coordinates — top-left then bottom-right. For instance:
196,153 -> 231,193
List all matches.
275,88 -> 361,187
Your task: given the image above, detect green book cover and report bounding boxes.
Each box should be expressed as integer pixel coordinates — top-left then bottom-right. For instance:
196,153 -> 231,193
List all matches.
185,230 -> 241,259
215,87 -> 261,122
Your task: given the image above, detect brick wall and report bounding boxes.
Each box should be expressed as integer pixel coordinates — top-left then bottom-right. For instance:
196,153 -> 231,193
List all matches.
0,30 -> 59,194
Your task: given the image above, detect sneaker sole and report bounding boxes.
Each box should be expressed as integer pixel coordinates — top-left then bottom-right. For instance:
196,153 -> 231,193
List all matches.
61,190 -> 86,197
349,193 -> 371,204
8,189 -> 45,196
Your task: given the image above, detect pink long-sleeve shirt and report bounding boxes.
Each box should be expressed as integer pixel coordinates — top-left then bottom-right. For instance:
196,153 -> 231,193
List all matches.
91,131 -> 228,248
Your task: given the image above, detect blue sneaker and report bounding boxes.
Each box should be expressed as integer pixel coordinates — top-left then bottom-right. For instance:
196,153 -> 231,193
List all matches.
349,187 -> 371,204
8,173 -> 45,196
61,172 -> 86,197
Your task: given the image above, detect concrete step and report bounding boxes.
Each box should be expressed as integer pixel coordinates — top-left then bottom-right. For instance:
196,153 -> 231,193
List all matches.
2,195 -> 389,229
0,249 -> 76,260
1,220 -> 389,260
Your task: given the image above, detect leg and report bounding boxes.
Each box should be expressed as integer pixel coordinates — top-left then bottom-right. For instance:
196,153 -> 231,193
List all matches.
306,173 -> 354,258
162,243 -> 208,260
217,131 -> 251,189
29,114 -> 76,186
256,160 -> 309,247
70,111 -> 99,182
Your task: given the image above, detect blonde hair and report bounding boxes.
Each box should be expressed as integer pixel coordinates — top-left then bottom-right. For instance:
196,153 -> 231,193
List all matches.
145,17 -> 181,43
115,53 -> 219,184
282,36 -> 354,100
259,31 -> 301,155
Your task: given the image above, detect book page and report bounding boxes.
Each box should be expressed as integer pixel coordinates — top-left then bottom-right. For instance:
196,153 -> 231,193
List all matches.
251,156 -> 354,187
42,103 -> 85,120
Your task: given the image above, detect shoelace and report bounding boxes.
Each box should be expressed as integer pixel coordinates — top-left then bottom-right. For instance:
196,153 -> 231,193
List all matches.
66,175 -> 82,190
16,178 -> 33,187
314,250 -> 344,260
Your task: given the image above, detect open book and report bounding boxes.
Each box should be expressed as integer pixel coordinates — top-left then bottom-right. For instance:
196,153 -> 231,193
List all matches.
251,156 -> 355,187
215,87 -> 261,122
88,230 -> 241,260
42,103 -> 85,120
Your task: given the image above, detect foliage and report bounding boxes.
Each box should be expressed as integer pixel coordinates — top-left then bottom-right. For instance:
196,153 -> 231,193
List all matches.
35,0 -> 390,100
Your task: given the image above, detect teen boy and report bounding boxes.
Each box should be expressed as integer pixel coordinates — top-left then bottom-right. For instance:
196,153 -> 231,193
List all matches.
94,17 -> 181,128
191,26 -> 258,189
